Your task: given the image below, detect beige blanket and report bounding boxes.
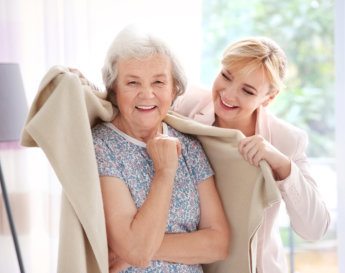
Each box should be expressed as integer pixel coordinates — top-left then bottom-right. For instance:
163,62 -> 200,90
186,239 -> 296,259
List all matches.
21,66 -> 281,273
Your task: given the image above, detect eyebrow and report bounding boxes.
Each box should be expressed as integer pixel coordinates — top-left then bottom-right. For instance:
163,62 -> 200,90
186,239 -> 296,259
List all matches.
152,74 -> 169,79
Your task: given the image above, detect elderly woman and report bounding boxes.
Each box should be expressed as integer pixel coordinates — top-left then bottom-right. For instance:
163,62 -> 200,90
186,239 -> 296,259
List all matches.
91,26 -> 229,273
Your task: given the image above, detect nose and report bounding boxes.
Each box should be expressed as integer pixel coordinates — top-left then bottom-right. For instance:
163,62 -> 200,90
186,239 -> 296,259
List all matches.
138,85 -> 155,99
221,83 -> 236,100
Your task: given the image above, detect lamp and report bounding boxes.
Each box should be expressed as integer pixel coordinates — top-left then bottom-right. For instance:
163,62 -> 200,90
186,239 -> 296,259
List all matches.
0,63 -> 28,273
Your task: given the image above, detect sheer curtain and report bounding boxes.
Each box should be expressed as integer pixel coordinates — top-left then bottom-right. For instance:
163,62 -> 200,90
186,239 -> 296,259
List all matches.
335,0 -> 345,272
0,1 -> 203,272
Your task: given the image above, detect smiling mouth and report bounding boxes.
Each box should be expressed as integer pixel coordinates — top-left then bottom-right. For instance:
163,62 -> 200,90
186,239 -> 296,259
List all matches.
135,105 -> 157,111
220,97 -> 238,109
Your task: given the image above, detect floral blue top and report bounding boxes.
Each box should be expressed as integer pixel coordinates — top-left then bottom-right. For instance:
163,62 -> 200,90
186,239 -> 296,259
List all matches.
92,122 -> 214,273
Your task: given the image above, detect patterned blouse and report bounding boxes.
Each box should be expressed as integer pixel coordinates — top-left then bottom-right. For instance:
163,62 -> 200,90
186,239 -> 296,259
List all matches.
92,122 -> 214,273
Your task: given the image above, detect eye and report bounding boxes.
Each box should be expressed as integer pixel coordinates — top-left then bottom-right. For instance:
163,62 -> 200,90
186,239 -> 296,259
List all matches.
243,88 -> 255,95
221,72 -> 231,81
153,80 -> 165,86
128,81 -> 137,85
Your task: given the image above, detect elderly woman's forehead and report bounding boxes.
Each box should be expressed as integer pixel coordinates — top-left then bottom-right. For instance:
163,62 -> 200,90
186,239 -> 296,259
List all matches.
119,53 -> 171,63
117,55 -> 173,72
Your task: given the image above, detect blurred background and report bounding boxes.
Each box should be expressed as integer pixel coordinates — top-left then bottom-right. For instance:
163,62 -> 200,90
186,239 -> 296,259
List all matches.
0,0 -> 343,272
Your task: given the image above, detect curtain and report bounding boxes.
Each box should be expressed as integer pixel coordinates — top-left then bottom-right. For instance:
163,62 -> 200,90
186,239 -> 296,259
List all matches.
335,0 -> 345,271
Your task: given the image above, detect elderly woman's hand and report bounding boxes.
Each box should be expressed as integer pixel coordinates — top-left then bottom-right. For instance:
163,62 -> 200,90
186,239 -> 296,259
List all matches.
146,134 -> 181,177
68,67 -> 101,91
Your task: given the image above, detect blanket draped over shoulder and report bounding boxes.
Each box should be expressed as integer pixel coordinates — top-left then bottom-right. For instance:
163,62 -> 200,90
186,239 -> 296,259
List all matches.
21,66 -> 281,273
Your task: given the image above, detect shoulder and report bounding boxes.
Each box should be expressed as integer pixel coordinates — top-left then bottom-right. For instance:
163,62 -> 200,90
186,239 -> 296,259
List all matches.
166,124 -> 197,143
92,122 -> 112,140
166,125 -> 213,181
166,124 -> 205,152
171,84 -> 213,117
260,108 -> 308,157
91,123 -> 123,151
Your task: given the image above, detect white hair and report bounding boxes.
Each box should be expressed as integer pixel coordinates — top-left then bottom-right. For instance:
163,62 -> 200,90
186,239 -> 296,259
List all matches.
102,25 -> 187,105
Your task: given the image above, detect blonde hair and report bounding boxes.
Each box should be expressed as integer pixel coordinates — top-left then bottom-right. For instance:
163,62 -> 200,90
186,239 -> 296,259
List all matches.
102,25 -> 187,105
222,37 -> 287,93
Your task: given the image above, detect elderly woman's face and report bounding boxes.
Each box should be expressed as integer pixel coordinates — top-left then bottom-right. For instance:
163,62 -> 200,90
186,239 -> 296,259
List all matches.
114,54 -> 175,134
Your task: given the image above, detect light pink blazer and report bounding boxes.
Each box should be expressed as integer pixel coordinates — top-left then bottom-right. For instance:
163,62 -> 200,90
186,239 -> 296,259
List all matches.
172,85 -> 330,273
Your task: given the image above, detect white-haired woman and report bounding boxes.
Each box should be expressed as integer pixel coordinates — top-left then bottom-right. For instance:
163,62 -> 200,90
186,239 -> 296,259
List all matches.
92,25 -> 229,273
172,37 -> 330,273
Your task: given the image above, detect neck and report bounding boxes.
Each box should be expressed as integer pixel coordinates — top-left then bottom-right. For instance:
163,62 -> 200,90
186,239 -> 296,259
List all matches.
214,111 -> 257,137
112,116 -> 162,143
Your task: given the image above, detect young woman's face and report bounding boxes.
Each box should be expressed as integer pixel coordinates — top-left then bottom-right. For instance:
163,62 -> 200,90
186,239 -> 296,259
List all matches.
114,54 -> 175,135
212,66 -> 275,128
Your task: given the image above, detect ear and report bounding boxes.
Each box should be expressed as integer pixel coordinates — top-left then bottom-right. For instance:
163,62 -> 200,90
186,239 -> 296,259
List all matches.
108,83 -> 118,106
171,86 -> 177,102
262,90 -> 279,107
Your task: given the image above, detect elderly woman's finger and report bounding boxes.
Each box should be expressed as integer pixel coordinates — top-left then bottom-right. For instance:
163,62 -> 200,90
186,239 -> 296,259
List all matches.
68,67 -> 86,78
68,68 -> 102,91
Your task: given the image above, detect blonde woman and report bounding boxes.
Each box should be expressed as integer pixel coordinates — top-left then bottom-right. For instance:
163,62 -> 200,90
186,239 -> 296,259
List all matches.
172,37 -> 330,273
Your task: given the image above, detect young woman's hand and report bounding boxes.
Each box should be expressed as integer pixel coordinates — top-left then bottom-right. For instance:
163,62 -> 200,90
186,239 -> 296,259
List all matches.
238,135 -> 291,180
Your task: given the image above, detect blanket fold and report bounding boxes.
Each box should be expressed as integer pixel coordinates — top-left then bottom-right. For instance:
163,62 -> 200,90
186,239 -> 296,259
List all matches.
21,65 -> 281,273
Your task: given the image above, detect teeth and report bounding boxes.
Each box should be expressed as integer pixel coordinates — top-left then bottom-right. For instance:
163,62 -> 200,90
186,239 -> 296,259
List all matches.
136,105 -> 155,110
221,98 -> 235,108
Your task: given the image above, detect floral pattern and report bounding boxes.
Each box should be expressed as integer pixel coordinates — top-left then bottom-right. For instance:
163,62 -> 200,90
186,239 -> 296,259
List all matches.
92,122 -> 214,273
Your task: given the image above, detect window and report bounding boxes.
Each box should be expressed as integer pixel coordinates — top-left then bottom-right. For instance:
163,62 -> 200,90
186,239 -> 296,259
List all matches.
201,0 -> 337,272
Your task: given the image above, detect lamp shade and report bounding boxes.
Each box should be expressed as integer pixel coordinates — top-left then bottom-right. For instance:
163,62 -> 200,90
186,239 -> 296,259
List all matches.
0,63 -> 28,142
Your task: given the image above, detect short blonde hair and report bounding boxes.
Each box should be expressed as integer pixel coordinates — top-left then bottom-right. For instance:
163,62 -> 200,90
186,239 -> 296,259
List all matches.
102,25 -> 187,105
222,37 -> 287,93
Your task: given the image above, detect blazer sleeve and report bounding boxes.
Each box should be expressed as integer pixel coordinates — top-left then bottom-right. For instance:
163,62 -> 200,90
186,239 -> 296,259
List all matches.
276,131 -> 331,240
